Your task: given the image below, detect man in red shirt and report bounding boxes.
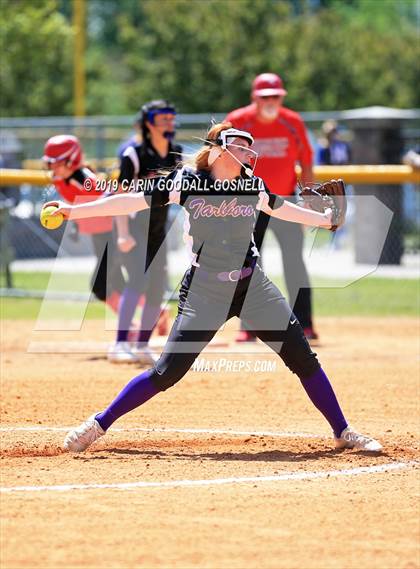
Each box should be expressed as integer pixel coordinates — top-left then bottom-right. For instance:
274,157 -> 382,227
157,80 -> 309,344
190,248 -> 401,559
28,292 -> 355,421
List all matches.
226,72 -> 318,340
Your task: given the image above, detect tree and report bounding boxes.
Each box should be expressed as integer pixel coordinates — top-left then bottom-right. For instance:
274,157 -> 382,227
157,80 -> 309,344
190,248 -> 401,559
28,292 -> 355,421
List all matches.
1,0 -> 418,117
0,0 -> 73,116
112,0 -> 419,113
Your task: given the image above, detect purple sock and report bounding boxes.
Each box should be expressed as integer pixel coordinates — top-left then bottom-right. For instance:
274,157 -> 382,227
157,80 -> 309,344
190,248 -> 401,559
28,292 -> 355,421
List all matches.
96,370 -> 159,431
116,287 -> 141,342
300,367 -> 348,438
138,304 -> 161,344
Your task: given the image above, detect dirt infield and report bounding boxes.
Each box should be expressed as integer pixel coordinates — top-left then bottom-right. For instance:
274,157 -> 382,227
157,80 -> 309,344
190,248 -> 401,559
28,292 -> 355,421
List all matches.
1,317 -> 419,569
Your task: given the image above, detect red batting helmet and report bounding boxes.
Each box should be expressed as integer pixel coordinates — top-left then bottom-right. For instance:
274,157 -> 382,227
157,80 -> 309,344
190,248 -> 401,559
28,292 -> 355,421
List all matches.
43,135 -> 83,169
252,73 -> 287,97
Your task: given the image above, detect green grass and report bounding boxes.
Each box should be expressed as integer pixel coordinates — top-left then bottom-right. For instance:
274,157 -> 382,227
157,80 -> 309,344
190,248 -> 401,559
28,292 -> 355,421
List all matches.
312,277 -> 418,316
0,297 -> 107,320
1,271 -> 92,292
272,276 -> 419,317
1,271 -> 418,319
0,271 -> 106,319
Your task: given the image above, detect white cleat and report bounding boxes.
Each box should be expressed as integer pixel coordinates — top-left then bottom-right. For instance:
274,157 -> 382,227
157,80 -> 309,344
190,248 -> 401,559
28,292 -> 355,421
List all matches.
335,426 -> 383,452
63,414 -> 105,452
131,344 -> 158,365
107,341 -> 140,364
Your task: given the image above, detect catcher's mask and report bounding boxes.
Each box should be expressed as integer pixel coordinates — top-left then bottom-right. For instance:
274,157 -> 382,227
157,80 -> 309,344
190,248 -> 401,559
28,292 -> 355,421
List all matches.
206,128 -> 258,178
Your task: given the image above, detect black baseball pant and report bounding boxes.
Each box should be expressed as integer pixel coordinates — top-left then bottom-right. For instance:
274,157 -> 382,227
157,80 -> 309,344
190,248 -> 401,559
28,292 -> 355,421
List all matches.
252,210 -> 313,329
149,264 -> 320,393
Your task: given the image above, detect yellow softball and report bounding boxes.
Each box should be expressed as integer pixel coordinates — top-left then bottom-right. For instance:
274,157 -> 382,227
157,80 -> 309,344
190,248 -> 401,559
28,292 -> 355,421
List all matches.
40,205 -> 64,230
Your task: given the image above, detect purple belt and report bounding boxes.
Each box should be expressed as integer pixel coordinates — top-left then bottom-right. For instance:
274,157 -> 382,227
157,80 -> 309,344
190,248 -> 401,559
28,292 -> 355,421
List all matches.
195,265 -> 254,282
217,266 -> 254,282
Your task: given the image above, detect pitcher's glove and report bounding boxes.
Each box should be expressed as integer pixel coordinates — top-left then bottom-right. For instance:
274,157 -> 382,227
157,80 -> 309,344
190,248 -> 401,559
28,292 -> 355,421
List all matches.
298,179 -> 346,231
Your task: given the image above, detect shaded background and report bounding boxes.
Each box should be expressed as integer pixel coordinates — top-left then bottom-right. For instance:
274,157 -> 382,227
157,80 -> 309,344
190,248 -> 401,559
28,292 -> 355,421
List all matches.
1,0 -> 419,116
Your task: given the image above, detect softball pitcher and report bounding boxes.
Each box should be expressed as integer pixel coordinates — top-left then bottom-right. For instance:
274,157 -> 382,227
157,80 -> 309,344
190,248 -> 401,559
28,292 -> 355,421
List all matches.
43,123 -> 382,453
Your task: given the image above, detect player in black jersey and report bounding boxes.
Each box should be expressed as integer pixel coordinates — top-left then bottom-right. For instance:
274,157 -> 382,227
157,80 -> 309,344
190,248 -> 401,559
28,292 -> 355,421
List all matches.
44,122 -> 382,453
109,100 -> 183,364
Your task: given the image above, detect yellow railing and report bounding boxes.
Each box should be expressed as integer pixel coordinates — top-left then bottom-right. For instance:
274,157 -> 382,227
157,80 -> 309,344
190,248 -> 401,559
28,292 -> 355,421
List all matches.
0,165 -> 419,186
1,169 -> 52,185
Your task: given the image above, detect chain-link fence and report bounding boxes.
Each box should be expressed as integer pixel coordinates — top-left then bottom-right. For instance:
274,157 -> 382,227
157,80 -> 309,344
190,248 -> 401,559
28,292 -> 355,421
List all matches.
1,110 -> 419,289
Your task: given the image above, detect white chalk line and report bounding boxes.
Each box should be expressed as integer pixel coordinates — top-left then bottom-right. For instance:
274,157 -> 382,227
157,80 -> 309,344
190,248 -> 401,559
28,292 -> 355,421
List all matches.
1,461 -> 418,494
0,425 -> 321,438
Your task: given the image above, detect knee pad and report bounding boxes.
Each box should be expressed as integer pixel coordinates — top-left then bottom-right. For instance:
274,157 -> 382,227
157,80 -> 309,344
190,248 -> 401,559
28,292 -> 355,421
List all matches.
279,322 -> 320,378
149,352 -> 193,392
